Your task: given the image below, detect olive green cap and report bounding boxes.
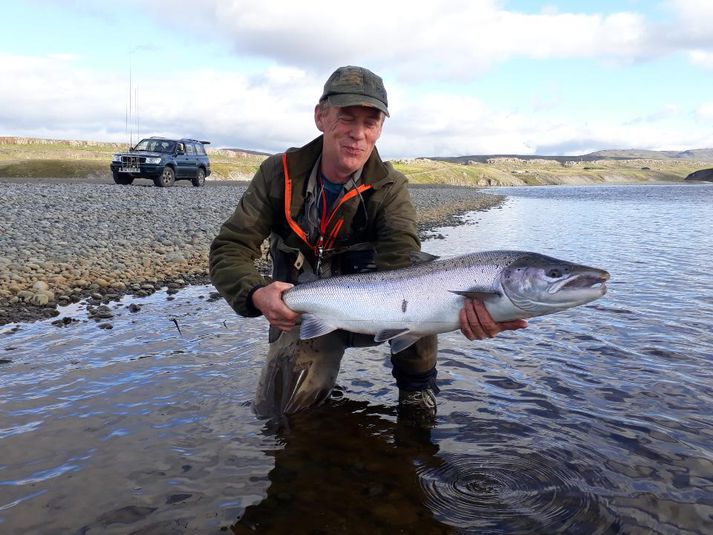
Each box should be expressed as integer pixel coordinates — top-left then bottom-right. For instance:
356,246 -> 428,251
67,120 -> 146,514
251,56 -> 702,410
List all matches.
320,65 -> 389,117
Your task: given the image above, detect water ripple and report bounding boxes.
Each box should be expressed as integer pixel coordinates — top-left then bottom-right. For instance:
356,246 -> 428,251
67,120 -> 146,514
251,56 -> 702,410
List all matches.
418,449 -> 617,533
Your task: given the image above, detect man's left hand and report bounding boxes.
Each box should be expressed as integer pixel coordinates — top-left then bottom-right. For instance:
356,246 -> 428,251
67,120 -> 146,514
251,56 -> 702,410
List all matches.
459,299 -> 528,340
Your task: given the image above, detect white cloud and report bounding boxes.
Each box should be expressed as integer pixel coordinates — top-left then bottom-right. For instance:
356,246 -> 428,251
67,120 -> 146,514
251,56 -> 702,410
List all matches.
2,50 -> 712,157
697,102 -> 713,119
93,0 -> 656,80
0,52 -> 320,151
624,104 -> 681,125
381,90 -> 708,157
667,0 -> 713,38
689,50 -> 713,69
28,0 -> 713,77
4,1 -> 713,156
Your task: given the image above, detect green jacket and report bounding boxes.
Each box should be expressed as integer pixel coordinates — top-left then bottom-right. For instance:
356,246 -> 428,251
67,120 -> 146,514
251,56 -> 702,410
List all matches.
209,135 -> 421,317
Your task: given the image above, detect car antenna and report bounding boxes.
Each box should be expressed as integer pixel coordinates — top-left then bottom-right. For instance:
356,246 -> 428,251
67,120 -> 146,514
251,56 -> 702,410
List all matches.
126,47 -> 141,150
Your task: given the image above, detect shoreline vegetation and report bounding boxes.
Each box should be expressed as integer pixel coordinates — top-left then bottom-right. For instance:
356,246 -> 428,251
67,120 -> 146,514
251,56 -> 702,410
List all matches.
1,136 -> 712,326
2,136 -> 712,185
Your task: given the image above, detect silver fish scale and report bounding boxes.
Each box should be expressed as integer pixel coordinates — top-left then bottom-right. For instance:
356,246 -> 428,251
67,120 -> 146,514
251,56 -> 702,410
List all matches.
283,251 -> 531,331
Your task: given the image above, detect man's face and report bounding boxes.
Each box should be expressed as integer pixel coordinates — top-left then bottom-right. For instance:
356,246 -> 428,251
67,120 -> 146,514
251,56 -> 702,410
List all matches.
314,104 -> 384,182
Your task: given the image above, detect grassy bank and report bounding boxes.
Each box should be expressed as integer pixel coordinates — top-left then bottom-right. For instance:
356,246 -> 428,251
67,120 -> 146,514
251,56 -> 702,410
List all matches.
0,137 -> 266,181
391,157 -> 711,186
1,137 -> 711,185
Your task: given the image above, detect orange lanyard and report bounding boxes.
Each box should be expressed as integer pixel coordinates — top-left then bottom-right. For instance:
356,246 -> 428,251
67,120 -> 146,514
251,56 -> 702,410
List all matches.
282,153 -> 371,271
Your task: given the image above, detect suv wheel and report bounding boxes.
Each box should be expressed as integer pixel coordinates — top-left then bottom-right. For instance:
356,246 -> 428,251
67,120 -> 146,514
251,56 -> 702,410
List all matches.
154,167 -> 175,187
192,168 -> 206,187
113,172 -> 134,185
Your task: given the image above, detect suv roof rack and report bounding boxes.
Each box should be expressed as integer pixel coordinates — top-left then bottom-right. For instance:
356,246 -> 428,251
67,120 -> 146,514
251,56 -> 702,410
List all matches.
142,136 -> 209,143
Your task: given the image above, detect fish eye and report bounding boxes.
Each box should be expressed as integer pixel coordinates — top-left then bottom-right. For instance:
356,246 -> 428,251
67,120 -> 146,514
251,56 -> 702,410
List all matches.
547,268 -> 563,278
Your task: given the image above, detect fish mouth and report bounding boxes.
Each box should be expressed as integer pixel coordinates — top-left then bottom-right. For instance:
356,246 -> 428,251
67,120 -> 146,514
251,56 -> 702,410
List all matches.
550,270 -> 610,295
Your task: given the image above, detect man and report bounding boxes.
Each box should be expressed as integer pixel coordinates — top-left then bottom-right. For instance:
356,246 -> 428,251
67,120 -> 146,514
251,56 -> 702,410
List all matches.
210,66 -> 526,425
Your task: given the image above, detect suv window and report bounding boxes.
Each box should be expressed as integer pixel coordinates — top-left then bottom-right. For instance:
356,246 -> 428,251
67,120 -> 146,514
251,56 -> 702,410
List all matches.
194,143 -> 206,156
186,143 -> 196,156
135,139 -> 175,153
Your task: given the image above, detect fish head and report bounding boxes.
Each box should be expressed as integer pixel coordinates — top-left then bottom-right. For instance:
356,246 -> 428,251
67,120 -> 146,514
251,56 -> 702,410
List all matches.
500,253 -> 610,314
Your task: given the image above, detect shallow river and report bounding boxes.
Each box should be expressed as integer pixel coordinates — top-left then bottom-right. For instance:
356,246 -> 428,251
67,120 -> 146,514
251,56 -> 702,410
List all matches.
1,184 -> 712,534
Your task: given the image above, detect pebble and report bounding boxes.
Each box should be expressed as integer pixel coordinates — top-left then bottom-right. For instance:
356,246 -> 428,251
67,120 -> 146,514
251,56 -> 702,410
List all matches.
0,181 -> 502,325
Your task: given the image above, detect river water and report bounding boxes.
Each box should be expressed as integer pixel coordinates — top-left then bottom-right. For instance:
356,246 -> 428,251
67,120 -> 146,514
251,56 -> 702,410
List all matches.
1,184 -> 712,534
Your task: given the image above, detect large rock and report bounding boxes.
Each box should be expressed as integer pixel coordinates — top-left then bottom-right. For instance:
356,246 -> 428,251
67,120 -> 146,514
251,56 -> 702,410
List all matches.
685,168 -> 713,182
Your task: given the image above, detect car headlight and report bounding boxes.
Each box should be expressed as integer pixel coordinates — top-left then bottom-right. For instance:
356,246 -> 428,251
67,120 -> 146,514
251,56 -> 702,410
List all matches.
145,157 -> 162,165
112,154 -> 121,163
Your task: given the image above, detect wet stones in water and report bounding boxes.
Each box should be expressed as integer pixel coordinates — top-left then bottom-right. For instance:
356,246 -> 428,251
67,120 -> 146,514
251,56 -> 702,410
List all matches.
207,291 -> 222,302
51,317 -> 79,328
98,322 -> 113,330
0,358 -> 12,364
90,305 -> 114,319
166,282 -> 182,295
128,303 -> 141,313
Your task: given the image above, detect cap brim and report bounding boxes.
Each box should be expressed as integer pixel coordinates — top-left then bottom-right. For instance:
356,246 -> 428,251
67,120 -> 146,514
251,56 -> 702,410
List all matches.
326,94 -> 389,117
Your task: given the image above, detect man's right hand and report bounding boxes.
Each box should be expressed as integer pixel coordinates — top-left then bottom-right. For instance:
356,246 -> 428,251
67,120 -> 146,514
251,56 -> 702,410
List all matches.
252,282 -> 301,332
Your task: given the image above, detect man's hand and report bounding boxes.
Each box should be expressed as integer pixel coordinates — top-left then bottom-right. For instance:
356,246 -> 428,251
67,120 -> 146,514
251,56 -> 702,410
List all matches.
459,299 -> 528,340
252,282 -> 301,332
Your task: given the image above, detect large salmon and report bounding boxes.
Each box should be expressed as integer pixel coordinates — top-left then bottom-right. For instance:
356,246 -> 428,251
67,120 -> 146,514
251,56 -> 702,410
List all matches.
283,251 -> 610,352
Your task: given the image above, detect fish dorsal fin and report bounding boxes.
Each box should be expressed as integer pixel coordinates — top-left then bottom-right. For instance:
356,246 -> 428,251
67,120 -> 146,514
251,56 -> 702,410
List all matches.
410,251 -> 439,265
299,314 -> 338,340
449,289 -> 502,300
389,333 -> 423,354
374,328 -> 410,342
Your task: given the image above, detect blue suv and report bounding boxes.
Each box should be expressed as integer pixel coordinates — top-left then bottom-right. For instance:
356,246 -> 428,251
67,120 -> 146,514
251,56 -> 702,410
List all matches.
110,137 -> 211,187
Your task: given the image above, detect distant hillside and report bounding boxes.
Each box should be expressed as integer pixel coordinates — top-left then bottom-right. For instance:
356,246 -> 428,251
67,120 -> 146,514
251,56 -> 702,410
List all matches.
2,137 -> 712,185
434,148 -> 713,164
587,148 -> 713,160
0,136 -> 267,180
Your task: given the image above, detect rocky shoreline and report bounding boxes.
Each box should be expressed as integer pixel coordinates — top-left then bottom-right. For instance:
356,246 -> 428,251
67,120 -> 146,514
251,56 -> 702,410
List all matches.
0,180 -> 503,325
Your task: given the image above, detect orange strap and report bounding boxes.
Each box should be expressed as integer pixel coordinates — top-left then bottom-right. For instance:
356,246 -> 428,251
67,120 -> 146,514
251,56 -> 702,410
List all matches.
282,153 -> 312,250
282,152 -> 372,253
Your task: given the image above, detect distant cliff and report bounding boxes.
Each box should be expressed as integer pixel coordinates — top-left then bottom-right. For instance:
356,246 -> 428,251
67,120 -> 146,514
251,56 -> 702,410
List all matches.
0,136 -> 126,149
432,147 -> 713,164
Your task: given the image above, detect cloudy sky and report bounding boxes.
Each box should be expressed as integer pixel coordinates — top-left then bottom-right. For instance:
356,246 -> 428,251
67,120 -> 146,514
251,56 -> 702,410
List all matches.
2,0 -> 712,157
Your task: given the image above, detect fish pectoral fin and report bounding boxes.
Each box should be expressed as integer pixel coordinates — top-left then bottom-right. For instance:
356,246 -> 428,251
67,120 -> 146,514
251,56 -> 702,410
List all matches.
410,251 -> 440,265
296,272 -> 319,284
449,289 -> 502,301
374,328 -> 411,343
389,333 -> 423,354
299,314 -> 338,340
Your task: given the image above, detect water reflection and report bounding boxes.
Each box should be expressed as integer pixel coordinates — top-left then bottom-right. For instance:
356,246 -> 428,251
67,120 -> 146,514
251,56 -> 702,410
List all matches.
232,400 -> 448,534
231,395 -> 620,534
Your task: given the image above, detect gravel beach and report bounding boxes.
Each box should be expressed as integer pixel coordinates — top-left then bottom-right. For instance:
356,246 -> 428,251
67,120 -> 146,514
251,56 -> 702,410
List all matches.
0,179 -> 503,325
